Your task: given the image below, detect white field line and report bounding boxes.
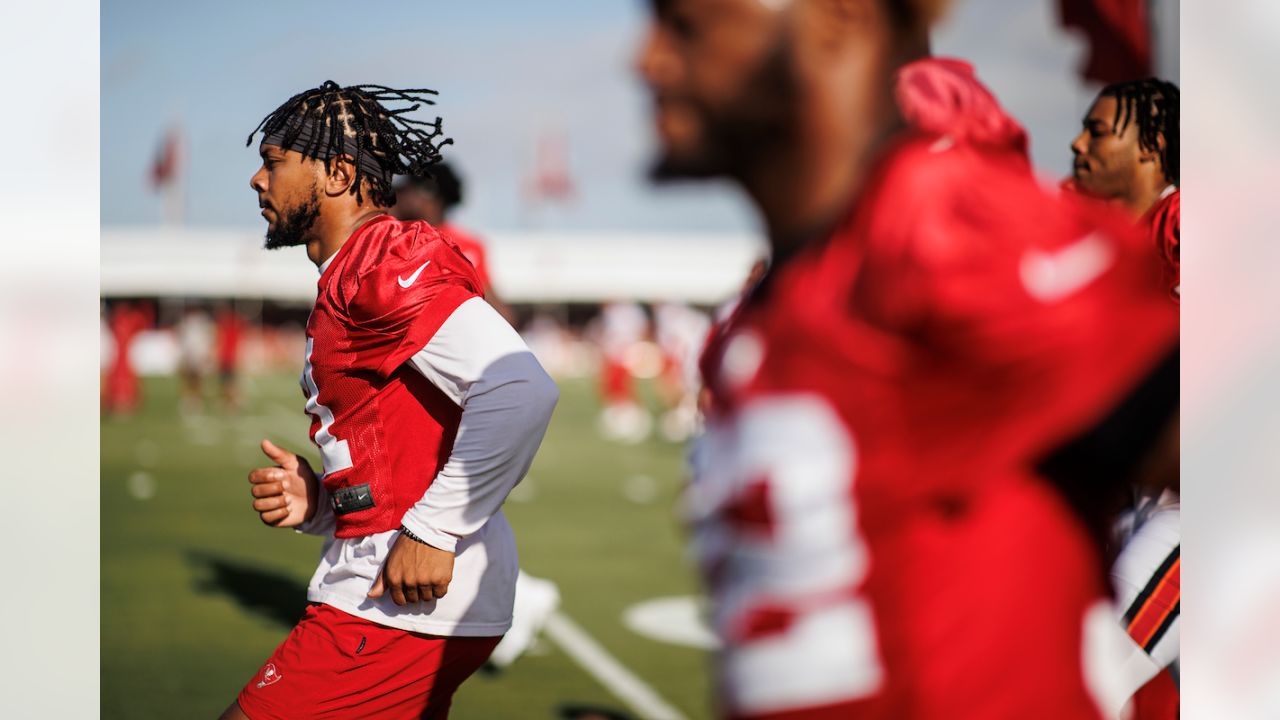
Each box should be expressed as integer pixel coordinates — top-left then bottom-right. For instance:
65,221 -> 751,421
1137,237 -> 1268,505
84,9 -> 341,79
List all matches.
543,611 -> 689,720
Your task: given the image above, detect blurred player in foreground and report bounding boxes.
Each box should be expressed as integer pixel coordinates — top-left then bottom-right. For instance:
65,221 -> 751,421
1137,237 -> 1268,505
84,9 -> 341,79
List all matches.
220,81 -> 558,720
392,160 -> 561,671
637,1 -> 1178,717
1071,78 -> 1181,720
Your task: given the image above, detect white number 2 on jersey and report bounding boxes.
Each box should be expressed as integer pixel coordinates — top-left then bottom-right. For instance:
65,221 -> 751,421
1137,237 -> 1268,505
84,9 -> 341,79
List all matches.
301,337 -> 353,475
690,395 -> 883,715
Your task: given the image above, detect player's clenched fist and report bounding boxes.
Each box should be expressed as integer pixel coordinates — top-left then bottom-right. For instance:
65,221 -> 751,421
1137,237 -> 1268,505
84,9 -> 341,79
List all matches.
248,439 -> 320,528
368,533 -> 455,606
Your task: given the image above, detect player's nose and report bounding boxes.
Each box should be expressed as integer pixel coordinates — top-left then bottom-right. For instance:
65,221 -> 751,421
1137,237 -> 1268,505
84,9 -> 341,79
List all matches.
1070,131 -> 1089,157
250,166 -> 267,194
633,23 -> 675,91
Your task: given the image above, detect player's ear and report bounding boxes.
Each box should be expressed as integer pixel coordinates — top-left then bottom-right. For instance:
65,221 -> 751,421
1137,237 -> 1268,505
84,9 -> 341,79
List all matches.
323,156 -> 357,197
1139,134 -> 1164,166
802,0 -> 879,51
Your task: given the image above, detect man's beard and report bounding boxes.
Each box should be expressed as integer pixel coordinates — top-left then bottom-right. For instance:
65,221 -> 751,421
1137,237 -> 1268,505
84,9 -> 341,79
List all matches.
650,35 -> 799,182
263,187 -> 321,250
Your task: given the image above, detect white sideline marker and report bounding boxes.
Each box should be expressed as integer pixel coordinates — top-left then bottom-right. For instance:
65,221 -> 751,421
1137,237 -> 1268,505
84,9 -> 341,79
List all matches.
543,611 -> 689,720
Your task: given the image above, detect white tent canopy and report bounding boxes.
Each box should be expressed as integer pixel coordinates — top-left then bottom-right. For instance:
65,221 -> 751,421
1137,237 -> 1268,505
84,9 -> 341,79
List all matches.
101,227 -> 765,305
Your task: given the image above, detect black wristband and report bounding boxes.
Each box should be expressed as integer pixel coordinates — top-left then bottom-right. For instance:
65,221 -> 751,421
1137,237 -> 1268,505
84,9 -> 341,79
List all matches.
399,525 -> 434,546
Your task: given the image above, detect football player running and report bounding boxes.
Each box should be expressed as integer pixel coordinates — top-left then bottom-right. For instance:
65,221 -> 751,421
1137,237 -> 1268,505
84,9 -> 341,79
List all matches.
636,1 -> 1177,718
220,81 -> 558,720
1071,78 -> 1181,718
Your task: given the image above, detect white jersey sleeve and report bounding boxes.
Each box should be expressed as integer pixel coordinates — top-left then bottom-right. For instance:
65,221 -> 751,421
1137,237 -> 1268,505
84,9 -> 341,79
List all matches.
399,297 -> 559,552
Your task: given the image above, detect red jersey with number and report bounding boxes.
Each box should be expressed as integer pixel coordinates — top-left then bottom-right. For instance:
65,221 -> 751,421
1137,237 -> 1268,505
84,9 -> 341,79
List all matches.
692,135 -> 1177,718
439,223 -> 492,291
303,215 -> 482,538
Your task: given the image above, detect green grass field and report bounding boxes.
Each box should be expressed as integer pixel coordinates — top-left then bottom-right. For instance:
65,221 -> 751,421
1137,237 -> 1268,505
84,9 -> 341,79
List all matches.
102,373 -> 712,719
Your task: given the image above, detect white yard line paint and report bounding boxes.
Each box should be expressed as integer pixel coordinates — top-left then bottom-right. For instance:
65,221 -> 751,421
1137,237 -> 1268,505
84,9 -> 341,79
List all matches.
622,596 -> 720,651
544,611 -> 689,720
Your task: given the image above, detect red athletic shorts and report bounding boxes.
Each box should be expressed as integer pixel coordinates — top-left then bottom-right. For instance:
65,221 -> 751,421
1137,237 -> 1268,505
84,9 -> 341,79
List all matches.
236,603 -> 500,720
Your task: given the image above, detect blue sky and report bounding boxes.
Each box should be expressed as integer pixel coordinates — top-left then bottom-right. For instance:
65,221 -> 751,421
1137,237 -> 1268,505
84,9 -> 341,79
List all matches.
102,0 -> 1177,232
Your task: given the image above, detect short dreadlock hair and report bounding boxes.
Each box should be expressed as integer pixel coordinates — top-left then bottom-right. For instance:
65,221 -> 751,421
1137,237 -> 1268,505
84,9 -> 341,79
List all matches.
1099,78 -> 1179,186
246,80 -> 453,207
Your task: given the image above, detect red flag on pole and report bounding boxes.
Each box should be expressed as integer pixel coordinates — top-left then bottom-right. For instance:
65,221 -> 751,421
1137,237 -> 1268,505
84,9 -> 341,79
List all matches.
1058,0 -> 1152,84
150,127 -> 183,191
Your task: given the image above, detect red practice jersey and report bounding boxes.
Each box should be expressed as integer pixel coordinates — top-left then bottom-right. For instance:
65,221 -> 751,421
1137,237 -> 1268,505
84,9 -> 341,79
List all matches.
438,222 -> 492,291
693,135 -> 1178,718
1145,188 -> 1179,301
303,215 -> 483,538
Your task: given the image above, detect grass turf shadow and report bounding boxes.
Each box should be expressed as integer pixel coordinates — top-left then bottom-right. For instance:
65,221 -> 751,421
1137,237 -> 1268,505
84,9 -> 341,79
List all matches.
187,550 -> 310,630
556,704 -> 636,720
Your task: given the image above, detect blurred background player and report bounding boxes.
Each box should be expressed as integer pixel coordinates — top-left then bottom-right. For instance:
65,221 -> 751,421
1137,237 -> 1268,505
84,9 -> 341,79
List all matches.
1070,77 -> 1181,720
637,1 -> 1178,718
392,160 -> 512,321
224,81 -> 558,720
214,303 -> 245,411
104,300 -> 153,416
176,305 -> 214,415
653,302 -> 711,442
593,300 -> 652,443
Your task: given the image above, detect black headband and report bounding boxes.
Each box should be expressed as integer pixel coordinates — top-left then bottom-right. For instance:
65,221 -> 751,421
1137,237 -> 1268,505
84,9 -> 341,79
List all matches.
260,114 -> 391,184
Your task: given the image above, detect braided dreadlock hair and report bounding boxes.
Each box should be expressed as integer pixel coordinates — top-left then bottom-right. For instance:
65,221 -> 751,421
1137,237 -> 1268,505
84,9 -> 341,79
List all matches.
246,81 -> 453,207
1099,78 -> 1179,186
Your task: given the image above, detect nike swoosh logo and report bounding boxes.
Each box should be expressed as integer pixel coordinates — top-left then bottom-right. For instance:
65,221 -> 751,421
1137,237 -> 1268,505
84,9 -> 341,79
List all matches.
397,261 -> 431,288
1019,232 -> 1114,302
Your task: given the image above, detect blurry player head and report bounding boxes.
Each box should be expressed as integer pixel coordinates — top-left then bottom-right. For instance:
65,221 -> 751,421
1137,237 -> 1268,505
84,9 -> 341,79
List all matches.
391,161 -> 464,225
635,0 -> 947,182
247,81 -> 453,250
1071,78 -> 1179,203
